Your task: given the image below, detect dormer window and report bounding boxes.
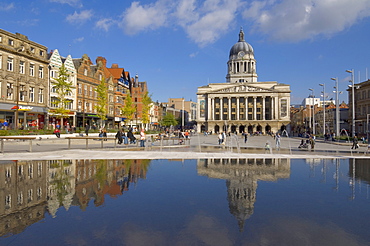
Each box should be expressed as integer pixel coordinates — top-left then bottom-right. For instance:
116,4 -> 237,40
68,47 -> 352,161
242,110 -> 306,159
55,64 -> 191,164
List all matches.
8,39 -> 13,46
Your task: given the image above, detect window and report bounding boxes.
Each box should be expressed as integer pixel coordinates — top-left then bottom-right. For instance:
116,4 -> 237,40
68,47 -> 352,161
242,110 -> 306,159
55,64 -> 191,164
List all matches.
5,195 -> 11,209
0,36 -> 2,42
90,87 -> 92,96
28,164 -> 33,179
84,68 -> 87,76
19,85 -> 26,101
38,88 -> 44,103
39,50 -> 44,56
29,87 -> 34,102
50,70 -> 57,78
7,57 -> 13,71
0,54 -> 2,69
17,192 -> 23,205
29,64 -> 34,76
37,163 -> 42,177
78,83 -> 82,94
84,85 -> 87,95
19,61 -> 25,74
66,101 -> 73,110
7,83 -> 13,100
51,98 -> 58,107
27,189 -> 33,203
30,47 -> 35,53
99,74 -> 102,81
8,39 -> 13,46
38,66 -> 43,78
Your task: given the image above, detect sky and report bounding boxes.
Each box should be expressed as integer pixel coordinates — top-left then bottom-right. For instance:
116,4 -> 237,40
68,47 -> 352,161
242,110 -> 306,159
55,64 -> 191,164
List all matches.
1,0 -> 370,105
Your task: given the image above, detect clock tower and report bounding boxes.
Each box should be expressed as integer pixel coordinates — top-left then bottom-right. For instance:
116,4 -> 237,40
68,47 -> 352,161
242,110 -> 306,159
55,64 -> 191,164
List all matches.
226,28 -> 257,83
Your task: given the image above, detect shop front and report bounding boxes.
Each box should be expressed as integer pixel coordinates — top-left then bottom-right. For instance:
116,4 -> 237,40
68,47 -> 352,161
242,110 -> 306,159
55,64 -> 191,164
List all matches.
0,103 -> 47,129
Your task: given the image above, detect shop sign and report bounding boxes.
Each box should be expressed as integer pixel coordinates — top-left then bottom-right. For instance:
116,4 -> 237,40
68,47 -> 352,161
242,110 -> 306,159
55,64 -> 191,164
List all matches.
11,105 -> 33,111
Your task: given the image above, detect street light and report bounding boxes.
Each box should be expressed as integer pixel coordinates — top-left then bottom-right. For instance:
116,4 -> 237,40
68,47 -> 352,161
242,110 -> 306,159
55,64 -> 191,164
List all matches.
309,88 -> 315,135
346,69 -> 355,137
331,77 -> 340,138
319,83 -> 326,137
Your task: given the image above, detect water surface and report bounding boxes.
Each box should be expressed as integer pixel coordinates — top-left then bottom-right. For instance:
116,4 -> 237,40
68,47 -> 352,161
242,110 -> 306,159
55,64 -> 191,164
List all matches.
0,158 -> 369,246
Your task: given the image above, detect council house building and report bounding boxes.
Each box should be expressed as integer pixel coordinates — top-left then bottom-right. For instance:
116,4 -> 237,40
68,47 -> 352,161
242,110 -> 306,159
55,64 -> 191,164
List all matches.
196,28 -> 291,135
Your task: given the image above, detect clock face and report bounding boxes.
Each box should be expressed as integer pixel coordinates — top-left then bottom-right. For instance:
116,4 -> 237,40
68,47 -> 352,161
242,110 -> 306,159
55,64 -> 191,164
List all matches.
238,51 -> 245,58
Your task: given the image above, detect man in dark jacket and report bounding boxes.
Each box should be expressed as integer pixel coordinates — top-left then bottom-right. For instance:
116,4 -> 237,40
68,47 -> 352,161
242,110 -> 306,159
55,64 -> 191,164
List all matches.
115,129 -> 123,144
85,123 -> 90,136
127,129 -> 136,144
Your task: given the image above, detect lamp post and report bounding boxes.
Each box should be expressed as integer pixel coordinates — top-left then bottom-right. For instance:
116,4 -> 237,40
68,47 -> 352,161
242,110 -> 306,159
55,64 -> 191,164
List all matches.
331,77 -> 339,138
309,88 -> 315,135
346,69 -> 355,137
319,83 -> 326,137
182,97 -> 184,131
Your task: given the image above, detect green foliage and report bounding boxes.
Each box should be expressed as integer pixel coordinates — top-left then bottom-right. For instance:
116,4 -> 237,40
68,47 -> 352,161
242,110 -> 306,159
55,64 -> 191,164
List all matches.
94,78 -> 108,121
141,91 -> 152,125
50,64 -> 72,119
160,113 -> 178,127
121,93 -> 136,123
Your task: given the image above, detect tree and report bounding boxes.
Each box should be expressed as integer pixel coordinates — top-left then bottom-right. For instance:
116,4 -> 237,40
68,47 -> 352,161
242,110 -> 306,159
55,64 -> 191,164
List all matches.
94,77 -> 108,127
50,64 -> 72,129
121,93 -> 136,127
141,91 -> 152,130
160,113 -> 178,127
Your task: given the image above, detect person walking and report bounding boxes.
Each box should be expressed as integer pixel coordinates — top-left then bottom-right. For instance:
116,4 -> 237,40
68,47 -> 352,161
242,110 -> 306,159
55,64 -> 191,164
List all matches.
309,136 -> 315,150
275,133 -> 281,149
85,123 -> 90,136
3,120 -> 8,130
140,129 -> 146,147
351,135 -> 359,149
218,132 -> 223,145
243,131 -> 248,143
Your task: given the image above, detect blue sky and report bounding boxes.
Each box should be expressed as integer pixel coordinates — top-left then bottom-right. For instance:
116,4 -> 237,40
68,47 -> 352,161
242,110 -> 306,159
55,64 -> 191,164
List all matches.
1,0 -> 370,104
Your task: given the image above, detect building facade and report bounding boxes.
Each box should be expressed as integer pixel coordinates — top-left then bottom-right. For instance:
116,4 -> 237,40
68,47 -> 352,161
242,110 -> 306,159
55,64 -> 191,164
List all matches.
196,28 -> 291,134
0,29 -> 49,129
48,49 -> 77,128
348,79 -> 370,137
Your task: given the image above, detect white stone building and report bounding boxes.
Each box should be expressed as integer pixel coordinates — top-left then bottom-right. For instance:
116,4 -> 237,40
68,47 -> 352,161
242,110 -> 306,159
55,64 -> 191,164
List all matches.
196,28 -> 291,134
48,49 -> 77,127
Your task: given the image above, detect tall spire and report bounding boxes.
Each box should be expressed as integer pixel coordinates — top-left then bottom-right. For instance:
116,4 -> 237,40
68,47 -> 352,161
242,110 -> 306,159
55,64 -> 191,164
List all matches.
238,27 -> 245,42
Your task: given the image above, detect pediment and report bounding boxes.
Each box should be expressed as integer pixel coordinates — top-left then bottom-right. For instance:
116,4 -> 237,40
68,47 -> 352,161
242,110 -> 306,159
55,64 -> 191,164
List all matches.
212,84 -> 273,93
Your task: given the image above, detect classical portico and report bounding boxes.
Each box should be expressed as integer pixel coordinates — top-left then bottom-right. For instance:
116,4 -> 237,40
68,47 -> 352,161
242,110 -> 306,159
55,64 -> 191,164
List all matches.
197,28 -> 291,134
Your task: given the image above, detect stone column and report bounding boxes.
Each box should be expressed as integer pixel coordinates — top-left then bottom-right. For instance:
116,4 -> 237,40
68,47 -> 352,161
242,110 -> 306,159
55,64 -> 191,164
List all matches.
253,96 -> 257,120
262,96 -> 266,120
274,96 -> 279,120
237,97 -> 240,120
228,97 -> 231,121
220,97 -> 223,120
207,96 -> 212,120
271,96 -> 274,120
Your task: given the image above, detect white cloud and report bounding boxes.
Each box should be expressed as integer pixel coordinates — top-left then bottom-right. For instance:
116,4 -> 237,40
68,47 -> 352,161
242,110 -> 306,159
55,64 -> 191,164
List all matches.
66,10 -> 93,24
0,3 -> 14,11
74,37 -> 84,42
242,0 -> 370,42
96,18 -> 115,32
50,0 -> 83,7
175,0 -> 241,47
119,1 -> 170,35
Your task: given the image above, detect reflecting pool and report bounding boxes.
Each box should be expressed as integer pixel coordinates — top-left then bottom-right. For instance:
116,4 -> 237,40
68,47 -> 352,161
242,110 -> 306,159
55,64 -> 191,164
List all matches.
0,158 -> 369,246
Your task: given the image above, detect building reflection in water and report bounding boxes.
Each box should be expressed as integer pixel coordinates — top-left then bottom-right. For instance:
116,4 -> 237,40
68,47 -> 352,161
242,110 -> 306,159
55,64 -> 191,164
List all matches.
197,158 -> 291,231
0,159 -> 150,237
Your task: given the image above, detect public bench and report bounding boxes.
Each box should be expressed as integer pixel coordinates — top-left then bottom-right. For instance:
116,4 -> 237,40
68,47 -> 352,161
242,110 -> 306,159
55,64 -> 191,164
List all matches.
159,137 -> 190,145
65,136 -> 117,149
0,136 -> 37,153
